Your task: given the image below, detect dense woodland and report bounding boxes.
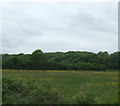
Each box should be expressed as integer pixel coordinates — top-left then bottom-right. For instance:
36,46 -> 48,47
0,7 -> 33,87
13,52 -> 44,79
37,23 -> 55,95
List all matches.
2,49 -> 120,71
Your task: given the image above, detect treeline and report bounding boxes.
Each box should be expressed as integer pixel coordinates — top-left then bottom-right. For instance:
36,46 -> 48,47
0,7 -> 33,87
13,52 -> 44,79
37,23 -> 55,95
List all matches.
2,49 -> 120,71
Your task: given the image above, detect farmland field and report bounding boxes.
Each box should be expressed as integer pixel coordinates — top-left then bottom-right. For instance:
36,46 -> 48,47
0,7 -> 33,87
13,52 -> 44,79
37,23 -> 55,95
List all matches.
2,70 -> 119,104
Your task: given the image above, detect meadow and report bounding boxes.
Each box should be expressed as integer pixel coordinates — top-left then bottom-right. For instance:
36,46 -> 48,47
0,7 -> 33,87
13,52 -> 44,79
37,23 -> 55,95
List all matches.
2,70 -> 118,104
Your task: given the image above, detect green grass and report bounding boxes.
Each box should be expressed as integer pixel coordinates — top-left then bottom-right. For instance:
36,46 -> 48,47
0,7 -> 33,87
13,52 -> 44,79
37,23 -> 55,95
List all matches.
2,70 -> 118,104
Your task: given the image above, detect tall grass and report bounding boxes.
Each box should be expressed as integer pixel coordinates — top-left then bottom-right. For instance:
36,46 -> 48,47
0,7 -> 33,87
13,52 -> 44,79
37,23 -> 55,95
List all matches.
2,70 -> 118,104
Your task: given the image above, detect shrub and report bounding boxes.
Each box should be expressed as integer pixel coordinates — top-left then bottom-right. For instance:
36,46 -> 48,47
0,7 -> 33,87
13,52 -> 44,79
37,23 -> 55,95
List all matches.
75,94 -> 95,104
2,77 -> 62,104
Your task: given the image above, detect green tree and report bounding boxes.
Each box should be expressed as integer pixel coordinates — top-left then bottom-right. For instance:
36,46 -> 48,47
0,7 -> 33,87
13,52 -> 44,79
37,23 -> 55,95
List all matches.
30,49 -> 47,70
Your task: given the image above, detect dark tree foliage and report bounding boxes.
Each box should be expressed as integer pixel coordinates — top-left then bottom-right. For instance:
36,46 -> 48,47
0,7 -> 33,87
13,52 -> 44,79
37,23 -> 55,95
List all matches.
2,49 -> 119,71
30,49 -> 47,70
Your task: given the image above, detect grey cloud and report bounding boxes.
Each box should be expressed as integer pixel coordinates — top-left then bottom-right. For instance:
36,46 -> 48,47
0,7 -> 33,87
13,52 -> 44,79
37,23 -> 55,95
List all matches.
2,2 -> 118,54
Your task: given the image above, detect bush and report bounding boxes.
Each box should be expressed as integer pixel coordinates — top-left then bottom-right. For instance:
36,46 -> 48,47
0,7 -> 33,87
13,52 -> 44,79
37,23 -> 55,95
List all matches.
2,77 -> 62,104
75,94 -> 95,104
74,62 -> 106,71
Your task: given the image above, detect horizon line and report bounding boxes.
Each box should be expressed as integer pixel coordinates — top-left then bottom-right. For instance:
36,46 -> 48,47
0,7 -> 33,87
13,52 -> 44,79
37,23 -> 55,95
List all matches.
1,50 -> 119,55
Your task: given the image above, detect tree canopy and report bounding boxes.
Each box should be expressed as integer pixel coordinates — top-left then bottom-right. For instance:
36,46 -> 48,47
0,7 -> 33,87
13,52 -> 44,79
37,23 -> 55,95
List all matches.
2,49 -> 119,71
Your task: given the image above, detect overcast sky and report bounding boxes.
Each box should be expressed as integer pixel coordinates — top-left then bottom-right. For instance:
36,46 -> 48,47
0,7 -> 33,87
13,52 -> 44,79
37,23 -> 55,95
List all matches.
2,2 -> 118,54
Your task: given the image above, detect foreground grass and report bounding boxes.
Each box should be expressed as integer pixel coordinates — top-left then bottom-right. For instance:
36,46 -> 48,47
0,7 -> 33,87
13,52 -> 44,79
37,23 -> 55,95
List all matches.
2,70 -> 118,104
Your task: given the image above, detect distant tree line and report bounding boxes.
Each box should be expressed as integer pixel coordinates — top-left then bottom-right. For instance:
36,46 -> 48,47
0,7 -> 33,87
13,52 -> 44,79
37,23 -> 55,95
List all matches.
2,49 -> 120,71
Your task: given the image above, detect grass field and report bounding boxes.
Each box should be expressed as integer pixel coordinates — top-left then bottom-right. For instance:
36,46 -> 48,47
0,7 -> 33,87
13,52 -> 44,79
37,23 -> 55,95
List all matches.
2,70 -> 118,104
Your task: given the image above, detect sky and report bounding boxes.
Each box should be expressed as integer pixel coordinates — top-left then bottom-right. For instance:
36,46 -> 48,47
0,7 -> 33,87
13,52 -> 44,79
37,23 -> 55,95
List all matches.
1,1 -> 118,54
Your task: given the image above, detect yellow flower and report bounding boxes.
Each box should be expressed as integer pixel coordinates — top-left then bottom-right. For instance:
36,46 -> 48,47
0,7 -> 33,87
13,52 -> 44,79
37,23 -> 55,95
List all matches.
106,82 -> 116,85
110,82 -> 116,85
39,77 -> 53,81
88,83 -> 99,86
94,72 -> 104,74
51,88 -> 57,92
79,91 -> 85,95
112,77 -> 118,80
72,96 -> 76,99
